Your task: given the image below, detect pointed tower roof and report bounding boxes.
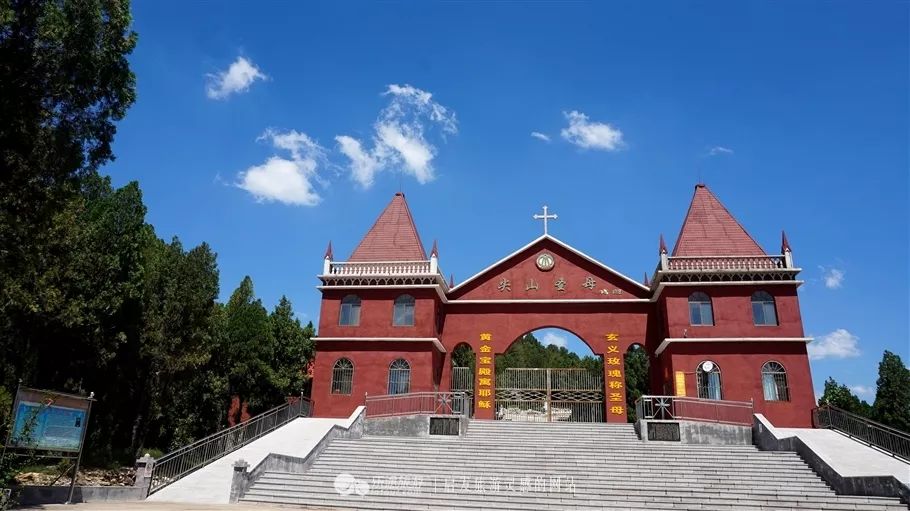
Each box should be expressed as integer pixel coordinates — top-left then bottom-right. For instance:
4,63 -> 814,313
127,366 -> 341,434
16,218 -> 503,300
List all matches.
671,184 -> 766,256
781,230 -> 792,253
348,192 -> 428,262
324,241 -> 333,259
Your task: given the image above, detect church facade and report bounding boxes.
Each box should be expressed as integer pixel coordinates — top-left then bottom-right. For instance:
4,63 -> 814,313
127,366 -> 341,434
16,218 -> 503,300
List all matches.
311,185 -> 816,427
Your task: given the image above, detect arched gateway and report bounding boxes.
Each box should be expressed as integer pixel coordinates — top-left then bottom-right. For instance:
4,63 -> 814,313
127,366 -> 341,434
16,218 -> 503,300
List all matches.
312,186 -> 817,426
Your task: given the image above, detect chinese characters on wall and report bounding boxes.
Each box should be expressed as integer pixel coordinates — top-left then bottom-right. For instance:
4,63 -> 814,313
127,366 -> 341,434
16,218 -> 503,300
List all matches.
495,273 -> 623,296
605,332 -> 625,418
477,333 -> 494,410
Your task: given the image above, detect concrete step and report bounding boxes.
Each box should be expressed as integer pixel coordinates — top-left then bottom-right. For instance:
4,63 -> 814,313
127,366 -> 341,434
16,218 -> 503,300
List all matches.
323,443 -> 797,460
240,485 -> 909,511
311,460 -> 816,476
237,420 -> 908,510
254,472 -> 834,493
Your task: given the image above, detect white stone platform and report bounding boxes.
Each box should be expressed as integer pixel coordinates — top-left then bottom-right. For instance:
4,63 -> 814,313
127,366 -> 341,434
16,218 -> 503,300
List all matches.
776,427 -> 909,483
148,412 -> 359,505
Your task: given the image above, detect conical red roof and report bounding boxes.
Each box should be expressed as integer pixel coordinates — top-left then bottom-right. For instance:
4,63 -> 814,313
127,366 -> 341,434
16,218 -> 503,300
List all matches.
671,184 -> 766,256
348,193 -> 427,261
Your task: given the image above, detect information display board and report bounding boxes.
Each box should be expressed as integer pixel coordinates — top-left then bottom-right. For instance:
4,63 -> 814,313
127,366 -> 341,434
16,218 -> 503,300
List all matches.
8,388 -> 91,453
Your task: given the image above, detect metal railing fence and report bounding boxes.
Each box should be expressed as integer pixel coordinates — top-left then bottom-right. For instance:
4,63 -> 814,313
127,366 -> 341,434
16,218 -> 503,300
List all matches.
148,397 -> 312,495
495,368 -> 604,423
813,404 -> 910,462
365,392 -> 469,418
635,395 -> 753,426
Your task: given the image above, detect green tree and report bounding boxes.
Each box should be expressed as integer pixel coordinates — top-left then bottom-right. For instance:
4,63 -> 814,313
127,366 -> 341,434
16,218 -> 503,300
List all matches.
818,377 -> 872,417
451,344 -> 476,372
871,351 -> 910,432
270,296 -> 315,399
495,333 -> 603,373
624,345 -> 649,422
218,277 -> 276,412
0,0 -> 138,390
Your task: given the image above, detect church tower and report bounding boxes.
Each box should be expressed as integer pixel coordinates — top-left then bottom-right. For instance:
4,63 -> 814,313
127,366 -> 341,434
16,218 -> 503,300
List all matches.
312,193 -> 448,417
649,184 -> 814,426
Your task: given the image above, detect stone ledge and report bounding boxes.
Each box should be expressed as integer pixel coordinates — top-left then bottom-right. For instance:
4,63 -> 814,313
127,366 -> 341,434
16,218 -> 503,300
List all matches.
753,413 -> 910,504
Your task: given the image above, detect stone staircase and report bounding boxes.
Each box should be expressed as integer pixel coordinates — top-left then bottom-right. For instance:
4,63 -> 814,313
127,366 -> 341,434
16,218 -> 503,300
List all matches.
239,420 -> 908,510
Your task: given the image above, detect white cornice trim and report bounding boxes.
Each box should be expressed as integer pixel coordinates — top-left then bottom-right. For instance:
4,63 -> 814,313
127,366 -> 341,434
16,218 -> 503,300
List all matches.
315,336 -> 446,353
448,234 -> 650,295
654,336 -> 813,356
447,298 -> 650,305
316,284 -> 448,302
651,280 -> 805,301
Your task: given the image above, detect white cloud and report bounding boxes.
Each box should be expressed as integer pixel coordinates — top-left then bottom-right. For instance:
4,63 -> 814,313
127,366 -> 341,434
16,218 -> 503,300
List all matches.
541,332 -> 568,349
236,129 -> 325,206
808,329 -> 861,360
822,267 -> 845,289
531,131 -> 551,142
849,385 -> 874,398
709,146 -> 734,156
336,84 -> 457,188
206,56 -> 267,100
560,110 -> 624,151
335,135 -> 380,189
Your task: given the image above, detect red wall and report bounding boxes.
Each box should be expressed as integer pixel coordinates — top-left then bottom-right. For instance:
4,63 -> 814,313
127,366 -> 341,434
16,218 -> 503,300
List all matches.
452,239 -> 650,301
440,302 -> 654,422
312,341 -> 439,418
312,239 -> 814,427
661,341 -> 816,427
318,288 -> 440,339
660,284 -> 804,339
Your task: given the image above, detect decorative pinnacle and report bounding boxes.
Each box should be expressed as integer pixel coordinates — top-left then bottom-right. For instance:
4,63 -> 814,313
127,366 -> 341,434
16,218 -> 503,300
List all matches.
324,241 -> 333,260
643,272 -> 650,287
430,239 -> 438,258
781,230 -> 791,253
659,234 -> 667,255
449,273 -> 455,288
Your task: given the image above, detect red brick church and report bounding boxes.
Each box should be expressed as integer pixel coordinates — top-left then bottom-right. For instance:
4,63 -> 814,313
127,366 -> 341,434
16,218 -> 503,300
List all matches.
311,184 -> 815,427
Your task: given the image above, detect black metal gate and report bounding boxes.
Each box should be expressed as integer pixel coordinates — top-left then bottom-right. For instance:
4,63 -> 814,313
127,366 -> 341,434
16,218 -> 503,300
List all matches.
451,366 -> 474,416
495,368 -> 604,422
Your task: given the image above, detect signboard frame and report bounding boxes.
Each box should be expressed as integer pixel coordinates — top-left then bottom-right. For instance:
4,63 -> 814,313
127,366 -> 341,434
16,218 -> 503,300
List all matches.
0,385 -> 95,504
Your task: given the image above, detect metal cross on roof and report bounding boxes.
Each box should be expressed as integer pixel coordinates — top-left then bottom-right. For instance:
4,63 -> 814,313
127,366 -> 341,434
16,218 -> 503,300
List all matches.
533,205 -> 558,235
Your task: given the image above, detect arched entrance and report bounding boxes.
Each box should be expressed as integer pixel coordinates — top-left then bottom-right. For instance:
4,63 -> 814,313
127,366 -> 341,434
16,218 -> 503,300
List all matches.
493,328 -> 605,422
450,343 -> 475,415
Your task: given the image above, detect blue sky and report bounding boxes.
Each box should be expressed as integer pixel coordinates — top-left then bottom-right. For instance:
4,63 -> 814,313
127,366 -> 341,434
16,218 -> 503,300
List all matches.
107,2 -> 908,402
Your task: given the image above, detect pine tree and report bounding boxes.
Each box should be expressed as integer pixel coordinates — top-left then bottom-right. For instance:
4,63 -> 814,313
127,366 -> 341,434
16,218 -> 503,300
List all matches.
871,351 -> 910,432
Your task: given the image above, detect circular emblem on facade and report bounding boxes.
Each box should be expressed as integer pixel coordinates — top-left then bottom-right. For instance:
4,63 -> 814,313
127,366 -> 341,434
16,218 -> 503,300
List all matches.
536,253 -> 555,271
701,361 -> 715,372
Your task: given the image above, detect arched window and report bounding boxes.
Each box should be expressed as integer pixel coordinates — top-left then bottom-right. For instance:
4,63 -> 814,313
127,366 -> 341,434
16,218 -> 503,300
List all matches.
752,291 -> 777,326
688,292 -> 714,326
393,295 -> 415,326
762,361 -> 790,401
388,358 -> 411,394
331,358 -> 354,395
696,361 -> 722,400
338,295 -> 361,326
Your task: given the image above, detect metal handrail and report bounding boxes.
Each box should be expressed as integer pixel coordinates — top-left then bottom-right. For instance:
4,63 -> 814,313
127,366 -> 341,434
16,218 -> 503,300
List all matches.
147,396 -> 313,495
635,395 -> 754,426
813,404 -> 910,462
365,392 -> 469,418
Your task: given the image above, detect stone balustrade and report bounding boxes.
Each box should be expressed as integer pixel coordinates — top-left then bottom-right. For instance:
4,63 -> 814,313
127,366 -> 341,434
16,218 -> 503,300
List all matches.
666,255 -> 787,271
327,260 -> 435,276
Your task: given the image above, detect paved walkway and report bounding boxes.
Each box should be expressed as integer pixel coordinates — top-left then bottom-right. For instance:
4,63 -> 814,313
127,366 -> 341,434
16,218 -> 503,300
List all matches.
25,504 -> 299,511
776,427 -> 909,483
147,416 -> 351,504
